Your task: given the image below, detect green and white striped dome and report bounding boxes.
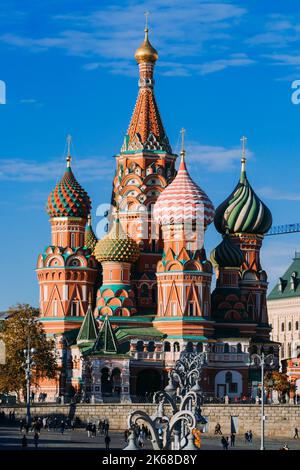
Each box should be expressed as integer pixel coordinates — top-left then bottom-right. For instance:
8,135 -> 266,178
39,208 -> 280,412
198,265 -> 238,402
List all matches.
214,159 -> 272,235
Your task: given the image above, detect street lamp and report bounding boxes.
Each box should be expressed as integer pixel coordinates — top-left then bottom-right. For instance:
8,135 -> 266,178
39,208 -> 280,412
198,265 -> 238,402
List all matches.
23,317 -> 37,425
250,352 -> 274,450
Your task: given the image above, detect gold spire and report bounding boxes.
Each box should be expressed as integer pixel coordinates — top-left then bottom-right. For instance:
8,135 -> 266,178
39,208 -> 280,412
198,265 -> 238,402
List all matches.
180,127 -> 186,161
88,291 -> 92,307
241,135 -> 247,173
66,134 -> 72,168
134,12 -> 158,64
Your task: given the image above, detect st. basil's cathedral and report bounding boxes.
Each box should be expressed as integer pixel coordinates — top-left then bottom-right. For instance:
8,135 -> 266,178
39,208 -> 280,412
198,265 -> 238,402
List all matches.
36,27 -> 279,403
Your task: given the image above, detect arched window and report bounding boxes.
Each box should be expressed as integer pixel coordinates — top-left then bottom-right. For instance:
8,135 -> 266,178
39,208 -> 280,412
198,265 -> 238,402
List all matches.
224,343 -> 229,353
237,343 -> 242,353
174,342 -> 180,352
186,342 -> 193,353
71,233 -> 76,248
141,284 -> 149,297
136,341 -> 144,352
296,321 -> 299,331
225,371 -> 232,384
71,301 -> 79,317
148,341 -> 155,352
164,342 -> 171,352
196,343 -> 203,353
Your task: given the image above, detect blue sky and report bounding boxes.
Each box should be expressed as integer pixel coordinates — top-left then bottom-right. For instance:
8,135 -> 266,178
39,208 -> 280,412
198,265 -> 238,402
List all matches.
1,0 -> 300,309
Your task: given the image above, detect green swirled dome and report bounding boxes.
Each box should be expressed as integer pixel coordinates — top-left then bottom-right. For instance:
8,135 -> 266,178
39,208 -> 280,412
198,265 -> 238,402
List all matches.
214,161 -> 272,235
210,236 -> 244,268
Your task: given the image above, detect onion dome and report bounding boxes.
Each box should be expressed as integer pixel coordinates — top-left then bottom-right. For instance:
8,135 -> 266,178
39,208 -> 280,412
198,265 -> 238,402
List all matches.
84,214 -> 97,252
214,137 -> 272,235
153,145 -> 215,228
210,236 -> 244,268
135,27 -> 158,64
94,213 -> 140,264
47,142 -> 91,218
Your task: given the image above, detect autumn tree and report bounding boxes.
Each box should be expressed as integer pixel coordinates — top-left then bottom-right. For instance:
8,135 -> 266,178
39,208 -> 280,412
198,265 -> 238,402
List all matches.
0,304 -> 57,401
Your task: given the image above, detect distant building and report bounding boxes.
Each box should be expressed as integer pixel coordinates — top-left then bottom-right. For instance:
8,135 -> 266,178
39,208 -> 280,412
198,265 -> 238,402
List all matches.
268,252 -> 300,363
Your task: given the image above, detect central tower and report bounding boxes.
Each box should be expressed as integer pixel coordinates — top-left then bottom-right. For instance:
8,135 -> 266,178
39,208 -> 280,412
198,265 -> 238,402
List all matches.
111,25 -> 178,313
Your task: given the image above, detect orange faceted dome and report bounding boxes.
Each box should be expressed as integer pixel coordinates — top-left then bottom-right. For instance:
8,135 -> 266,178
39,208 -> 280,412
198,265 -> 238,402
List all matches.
134,28 -> 158,64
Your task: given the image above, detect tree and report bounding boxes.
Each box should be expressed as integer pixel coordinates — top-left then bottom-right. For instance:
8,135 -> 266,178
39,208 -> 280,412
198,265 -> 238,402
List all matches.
0,304 -> 58,401
265,371 -> 291,401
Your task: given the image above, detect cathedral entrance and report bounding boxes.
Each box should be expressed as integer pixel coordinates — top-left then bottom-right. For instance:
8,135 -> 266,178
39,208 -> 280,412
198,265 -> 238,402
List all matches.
136,369 -> 162,397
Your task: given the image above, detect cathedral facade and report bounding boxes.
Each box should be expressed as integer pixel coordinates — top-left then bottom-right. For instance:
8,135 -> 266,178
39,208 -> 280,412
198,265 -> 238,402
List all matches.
36,28 -> 278,403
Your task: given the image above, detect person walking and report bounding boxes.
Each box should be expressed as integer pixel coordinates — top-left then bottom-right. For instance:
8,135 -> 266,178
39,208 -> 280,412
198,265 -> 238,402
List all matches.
230,433 -> 235,447
92,423 -> 97,438
34,432 -> 39,449
248,430 -> 253,444
244,431 -> 249,444
124,429 -> 129,444
21,434 -> 28,449
20,419 -> 24,433
215,423 -> 222,435
86,422 -> 92,438
294,427 -> 299,439
60,420 -> 65,435
221,436 -> 228,450
105,434 -> 111,450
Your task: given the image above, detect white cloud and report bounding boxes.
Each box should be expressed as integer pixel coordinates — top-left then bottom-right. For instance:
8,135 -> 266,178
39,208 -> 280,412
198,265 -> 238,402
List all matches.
0,157 -> 114,182
186,141 -> 253,172
0,1 -> 250,77
258,186 -> 300,201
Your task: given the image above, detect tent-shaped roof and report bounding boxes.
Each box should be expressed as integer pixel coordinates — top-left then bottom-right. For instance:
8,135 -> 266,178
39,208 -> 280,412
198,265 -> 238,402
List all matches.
92,315 -> 119,354
77,303 -> 98,345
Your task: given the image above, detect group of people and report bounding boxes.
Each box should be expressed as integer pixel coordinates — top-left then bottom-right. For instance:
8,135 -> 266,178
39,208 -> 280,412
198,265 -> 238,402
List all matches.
85,419 -> 111,449
126,423 -> 151,448
244,430 -> 253,444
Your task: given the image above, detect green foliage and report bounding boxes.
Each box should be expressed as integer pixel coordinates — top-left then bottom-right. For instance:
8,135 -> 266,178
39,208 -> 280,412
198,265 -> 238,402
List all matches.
0,304 -> 58,399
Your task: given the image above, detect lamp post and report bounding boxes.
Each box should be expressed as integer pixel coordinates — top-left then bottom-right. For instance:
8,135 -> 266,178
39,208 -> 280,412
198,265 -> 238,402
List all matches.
23,317 -> 36,425
250,352 -> 274,451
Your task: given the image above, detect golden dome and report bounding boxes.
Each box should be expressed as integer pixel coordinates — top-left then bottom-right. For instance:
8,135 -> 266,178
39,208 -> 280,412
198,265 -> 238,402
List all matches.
94,215 -> 140,264
134,28 -> 158,64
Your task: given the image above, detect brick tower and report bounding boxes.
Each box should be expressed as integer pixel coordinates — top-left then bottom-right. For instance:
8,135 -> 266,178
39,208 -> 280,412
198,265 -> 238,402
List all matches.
110,26 -> 178,313
152,134 -> 215,341
36,137 -> 98,335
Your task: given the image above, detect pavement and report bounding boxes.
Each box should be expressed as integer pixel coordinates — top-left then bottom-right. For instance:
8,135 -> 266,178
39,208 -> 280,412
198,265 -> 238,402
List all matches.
1,424 -> 300,450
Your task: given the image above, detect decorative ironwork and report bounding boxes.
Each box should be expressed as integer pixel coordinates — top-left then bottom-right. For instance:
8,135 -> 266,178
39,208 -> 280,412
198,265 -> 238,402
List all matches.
124,351 -> 207,450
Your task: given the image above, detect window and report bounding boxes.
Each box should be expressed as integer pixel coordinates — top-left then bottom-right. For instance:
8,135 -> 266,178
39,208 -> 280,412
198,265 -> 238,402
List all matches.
141,284 -> 149,297
188,302 -> 195,316
52,300 -> 58,317
281,322 -> 285,332
296,321 -> 299,331
71,233 -> 76,248
71,301 -> 79,317
224,343 -> 230,353
289,322 -> 292,331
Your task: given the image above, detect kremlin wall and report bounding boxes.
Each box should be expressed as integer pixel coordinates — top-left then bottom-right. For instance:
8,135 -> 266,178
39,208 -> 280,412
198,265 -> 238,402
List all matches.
0,403 -> 298,437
